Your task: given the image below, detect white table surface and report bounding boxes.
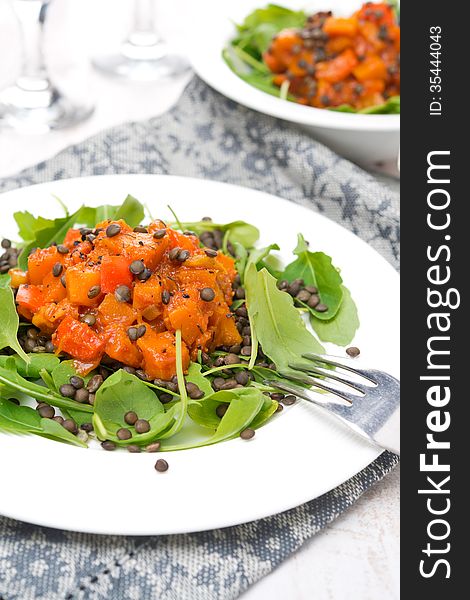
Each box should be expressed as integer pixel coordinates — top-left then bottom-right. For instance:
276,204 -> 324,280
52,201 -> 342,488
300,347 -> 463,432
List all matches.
0,2 -> 399,598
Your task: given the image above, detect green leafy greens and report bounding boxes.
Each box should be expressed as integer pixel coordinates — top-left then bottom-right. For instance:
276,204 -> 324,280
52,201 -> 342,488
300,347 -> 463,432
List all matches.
14,195 -> 144,269
0,275 -> 30,363
223,3 -> 400,114
245,263 -> 325,373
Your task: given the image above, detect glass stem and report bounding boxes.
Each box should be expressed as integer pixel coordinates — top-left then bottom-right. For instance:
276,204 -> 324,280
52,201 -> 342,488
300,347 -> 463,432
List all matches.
14,0 -> 50,89
128,0 -> 161,47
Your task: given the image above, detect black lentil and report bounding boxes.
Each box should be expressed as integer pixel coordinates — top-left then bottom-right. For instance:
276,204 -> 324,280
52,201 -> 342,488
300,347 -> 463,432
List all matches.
106,223 -> 121,237
81,313 -> 96,327
70,376 -> 84,389
186,382 -> 204,400
282,395 -> 297,406
133,226 -> 148,233
115,285 -> 131,303
88,285 -> 101,299
101,440 -> 117,451
146,442 -> 161,452
57,244 -> 69,254
37,404 -> 55,419
117,428 -> 132,440
75,388 -> 90,403
224,353 -> 239,366
169,247 -> 181,261
52,262 -> 63,277
162,290 -> 171,305
87,374 -> 104,393
60,384 -> 76,398
63,419 -> 78,434
200,287 -> 215,302
240,428 -> 255,440
127,445 -> 141,453
296,289 -> 311,303
129,260 -> 145,275
234,371 -> 250,386
135,419 -> 151,434
124,411 -> 139,425
153,229 -> 167,239
220,378 -> 238,391
155,459 -> 169,472
346,346 -> 360,358
176,249 -> 190,262
136,268 -> 152,281
307,294 -> 320,308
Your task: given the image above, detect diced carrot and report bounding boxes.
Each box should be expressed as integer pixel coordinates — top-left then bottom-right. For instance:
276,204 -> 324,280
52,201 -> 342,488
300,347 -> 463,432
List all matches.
98,293 -> 137,327
326,36 -> 353,54
165,291 -> 208,346
66,264 -> 102,306
132,279 -> 164,311
8,268 -> 28,288
100,255 -> 134,294
104,325 -> 142,368
353,55 -> 387,81
28,247 -> 64,285
323,17 -> 358,38
63,228 -> 82,248
137,330 -> 189,380
53,315 -> 105,362
16,284 -> 46,312
316,48 -> 358,83
263,52 -> 284,73
42,272 -> 67,303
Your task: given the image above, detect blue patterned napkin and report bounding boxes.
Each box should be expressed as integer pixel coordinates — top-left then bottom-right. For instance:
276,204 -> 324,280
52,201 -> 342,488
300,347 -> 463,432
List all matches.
0,77 -> 399,600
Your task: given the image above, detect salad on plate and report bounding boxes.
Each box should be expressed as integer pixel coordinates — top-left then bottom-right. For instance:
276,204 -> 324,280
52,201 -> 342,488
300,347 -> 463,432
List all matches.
224,1 -> 400,113
0,195 -> 359,462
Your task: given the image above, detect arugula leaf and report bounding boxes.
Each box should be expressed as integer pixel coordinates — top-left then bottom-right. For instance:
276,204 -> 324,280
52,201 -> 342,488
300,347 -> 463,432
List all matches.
186,362 -> 213,397
92,369 -> 171,445
282,234 -> 343,320
330,95 -> 400,115
245,264 -> 324,372
38,417 -> 88,447
162,388 -> 265,451
0,354 -> 59,379
0,359 -> 92,413
14,196 -> 145,269
310,285 -> 359,345
245,243 -> 280,273
15,205 -> 95,269
0,398 -> 87,447
111,194 -> 145,227
158,330 -> 190,439
0,397 -> 42,434
173,220 -> 259,248
235,4 -> 307,55
249,397 -> 278,429
0,278 -> 30,362
51,360 -> 92,390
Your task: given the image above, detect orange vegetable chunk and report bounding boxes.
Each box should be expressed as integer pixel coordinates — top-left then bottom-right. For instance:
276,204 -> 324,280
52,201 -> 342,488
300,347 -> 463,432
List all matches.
53,315 -> 105,362
100,255 -> 133,294
66,264 -> 102,306
137,330 -> 190,380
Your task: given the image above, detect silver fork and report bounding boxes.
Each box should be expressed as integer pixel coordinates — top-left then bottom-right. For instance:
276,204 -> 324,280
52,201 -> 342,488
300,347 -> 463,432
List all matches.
264,353 -> 400,455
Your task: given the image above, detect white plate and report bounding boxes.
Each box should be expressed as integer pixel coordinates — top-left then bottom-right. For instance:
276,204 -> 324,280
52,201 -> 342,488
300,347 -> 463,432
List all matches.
0,174 -> 399,535
190,0 -> 400,169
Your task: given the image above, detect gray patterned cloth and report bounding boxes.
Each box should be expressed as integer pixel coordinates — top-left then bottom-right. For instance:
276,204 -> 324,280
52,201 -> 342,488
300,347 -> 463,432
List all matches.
0,77 -> 399,600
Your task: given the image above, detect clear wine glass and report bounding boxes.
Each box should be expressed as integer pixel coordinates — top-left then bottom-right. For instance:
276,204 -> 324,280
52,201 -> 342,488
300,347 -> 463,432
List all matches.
0,0 -> 94,133
92,0 -> 189,81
